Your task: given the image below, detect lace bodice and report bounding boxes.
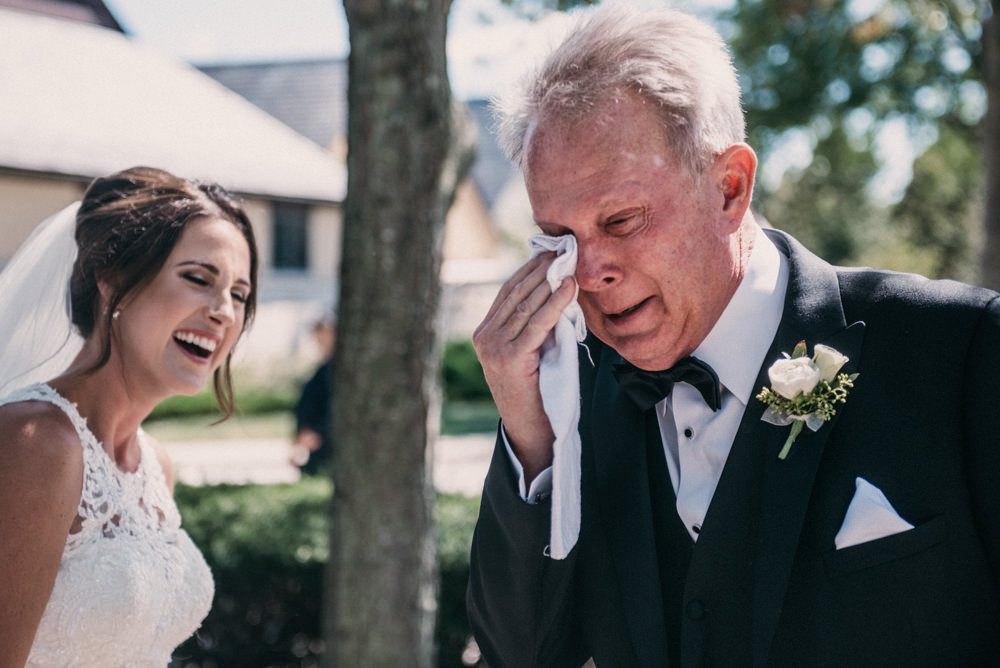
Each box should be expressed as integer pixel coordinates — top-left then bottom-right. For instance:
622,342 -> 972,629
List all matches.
2,384 -> 214,667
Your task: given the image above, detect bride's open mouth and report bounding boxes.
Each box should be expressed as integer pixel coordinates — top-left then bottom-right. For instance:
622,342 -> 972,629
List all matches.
173,331 -> 218,361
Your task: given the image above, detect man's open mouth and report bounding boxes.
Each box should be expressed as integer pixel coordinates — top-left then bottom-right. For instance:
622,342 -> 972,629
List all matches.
609,298 -> 649,320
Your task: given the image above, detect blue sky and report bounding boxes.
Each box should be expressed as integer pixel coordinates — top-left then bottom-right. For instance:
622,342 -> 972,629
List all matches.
102,0 -> 726,100
102,0 -> 914,199
104,0 -> 350,63
102,0 -> 571,99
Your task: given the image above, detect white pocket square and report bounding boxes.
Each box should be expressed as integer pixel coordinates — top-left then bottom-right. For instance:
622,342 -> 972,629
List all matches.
834,477 -> 914,550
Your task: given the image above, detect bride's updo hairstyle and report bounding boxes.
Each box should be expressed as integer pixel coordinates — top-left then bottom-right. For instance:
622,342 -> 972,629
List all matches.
70,166 -> 259,418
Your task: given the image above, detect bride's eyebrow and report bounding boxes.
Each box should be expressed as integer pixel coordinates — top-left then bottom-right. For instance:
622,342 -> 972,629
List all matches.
176,260 -> 219,274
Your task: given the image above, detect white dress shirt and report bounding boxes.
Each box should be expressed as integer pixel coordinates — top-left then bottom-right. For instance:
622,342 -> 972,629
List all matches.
663,224 -> 787,538
508,224 -> 788,541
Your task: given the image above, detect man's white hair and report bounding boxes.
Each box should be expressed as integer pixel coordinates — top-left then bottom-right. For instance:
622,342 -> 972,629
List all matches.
494,3 -> 746,173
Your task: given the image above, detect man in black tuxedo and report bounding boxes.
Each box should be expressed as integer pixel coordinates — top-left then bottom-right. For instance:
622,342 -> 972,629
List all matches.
467,5 -> 1000,667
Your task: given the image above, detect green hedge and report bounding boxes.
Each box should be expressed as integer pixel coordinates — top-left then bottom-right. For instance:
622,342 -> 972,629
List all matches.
169,479 -> 480,668
152,338 -> 492,423
442,339 -> 491,402
150,384 -> 300,420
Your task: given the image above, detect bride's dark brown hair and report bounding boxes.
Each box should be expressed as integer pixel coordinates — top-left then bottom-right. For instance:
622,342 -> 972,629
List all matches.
70,166 -> 259,419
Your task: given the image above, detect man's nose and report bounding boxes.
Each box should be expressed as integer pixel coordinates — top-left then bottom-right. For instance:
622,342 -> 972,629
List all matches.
575,239 -> 621,292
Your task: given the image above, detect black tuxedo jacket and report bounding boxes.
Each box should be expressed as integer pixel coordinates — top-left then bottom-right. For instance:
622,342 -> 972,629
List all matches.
467,229 -> 1000,667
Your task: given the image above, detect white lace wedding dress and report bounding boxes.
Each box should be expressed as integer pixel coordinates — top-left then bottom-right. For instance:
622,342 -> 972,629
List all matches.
2,384 -> 214,667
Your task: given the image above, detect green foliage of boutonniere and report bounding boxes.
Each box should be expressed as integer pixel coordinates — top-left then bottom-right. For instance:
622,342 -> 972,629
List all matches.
756,341 -> 859,460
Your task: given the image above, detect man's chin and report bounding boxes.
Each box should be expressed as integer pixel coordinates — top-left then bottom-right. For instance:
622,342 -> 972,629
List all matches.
598,331 -> 680,371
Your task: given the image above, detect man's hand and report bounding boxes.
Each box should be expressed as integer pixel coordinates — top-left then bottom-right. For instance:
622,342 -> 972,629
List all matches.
473,253 -> 577,483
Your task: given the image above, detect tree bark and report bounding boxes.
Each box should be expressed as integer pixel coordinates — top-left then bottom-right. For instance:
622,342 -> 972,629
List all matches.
983,5 -> 1000,291
324,0 -> 465,665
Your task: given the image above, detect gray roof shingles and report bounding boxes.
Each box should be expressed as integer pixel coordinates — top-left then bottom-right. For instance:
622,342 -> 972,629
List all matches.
199,59 -> 518,210
199,59 -> 347,149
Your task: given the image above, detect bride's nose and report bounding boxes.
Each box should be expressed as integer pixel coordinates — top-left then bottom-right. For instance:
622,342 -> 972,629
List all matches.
206,293 -> 236,326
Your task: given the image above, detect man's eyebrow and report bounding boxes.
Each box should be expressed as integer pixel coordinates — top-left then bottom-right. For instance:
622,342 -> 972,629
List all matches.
535,221 -> 570,234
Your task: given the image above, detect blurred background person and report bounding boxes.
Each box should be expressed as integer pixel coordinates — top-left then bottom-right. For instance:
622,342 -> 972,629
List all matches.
290,312 -> 336,475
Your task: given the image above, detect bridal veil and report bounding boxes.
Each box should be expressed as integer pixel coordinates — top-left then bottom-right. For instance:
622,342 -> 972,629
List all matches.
0,202 -> 84,396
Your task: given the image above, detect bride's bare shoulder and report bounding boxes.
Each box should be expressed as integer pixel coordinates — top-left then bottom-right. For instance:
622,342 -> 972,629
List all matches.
0,399 -> 85,659
0,400 -> 84,494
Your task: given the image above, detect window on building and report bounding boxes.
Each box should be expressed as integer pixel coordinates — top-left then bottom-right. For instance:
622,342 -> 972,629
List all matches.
272,202 -> 309,270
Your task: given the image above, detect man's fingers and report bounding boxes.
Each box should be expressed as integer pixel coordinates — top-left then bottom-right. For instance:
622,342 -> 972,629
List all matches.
474,274 -> 576,389
510,275 -> 576,346
480,254 -> 553,326
491,256 -> 574,345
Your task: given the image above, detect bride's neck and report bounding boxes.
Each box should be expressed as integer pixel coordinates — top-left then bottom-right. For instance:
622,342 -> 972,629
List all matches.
49,348 -> 157,458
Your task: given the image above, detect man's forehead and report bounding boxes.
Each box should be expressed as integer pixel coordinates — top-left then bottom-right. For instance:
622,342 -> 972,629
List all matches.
525,117 -> 676,184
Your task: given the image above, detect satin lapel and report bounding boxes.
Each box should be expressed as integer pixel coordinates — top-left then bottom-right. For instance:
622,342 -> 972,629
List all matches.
589,349 -> 670,667
750,230 -> 866,668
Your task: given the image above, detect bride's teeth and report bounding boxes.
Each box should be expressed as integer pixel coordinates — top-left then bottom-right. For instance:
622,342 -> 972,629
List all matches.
174,332 -> 217,353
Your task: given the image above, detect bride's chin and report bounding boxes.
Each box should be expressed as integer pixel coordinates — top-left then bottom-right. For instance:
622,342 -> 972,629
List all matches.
169,375 -> 210,398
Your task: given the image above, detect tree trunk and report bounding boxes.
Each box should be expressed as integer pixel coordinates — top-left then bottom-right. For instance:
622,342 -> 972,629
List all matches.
324,0 -> 463,665
983,6 -> 1000,291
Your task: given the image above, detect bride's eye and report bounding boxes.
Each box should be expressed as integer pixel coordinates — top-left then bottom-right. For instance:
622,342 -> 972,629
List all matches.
183,274 -> 209,287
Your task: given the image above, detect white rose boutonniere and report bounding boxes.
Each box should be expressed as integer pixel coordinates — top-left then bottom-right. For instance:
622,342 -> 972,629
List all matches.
756,341 -> 858,460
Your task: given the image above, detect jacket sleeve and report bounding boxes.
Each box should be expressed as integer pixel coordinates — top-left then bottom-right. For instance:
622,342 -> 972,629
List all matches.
961,292 -> 1000,590
466,427 -> 589,668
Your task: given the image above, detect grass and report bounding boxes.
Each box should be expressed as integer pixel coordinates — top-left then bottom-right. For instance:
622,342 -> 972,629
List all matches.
441,400 -> 499,435
143,411 -> 294,442
144,339 -> 499,443
144,400 -> 498,443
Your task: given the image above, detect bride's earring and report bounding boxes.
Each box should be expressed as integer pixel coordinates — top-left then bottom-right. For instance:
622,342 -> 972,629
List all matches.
112,309 -> 121,320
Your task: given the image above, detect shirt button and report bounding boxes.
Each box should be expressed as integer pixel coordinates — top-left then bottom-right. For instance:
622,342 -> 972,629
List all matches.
692,524 -> 701,534
684,427 -> 694,439
686,600 -> 706,620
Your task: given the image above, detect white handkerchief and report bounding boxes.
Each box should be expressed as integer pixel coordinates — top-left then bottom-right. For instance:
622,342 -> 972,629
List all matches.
529,233 -> 587,560
834,477 -> 914,550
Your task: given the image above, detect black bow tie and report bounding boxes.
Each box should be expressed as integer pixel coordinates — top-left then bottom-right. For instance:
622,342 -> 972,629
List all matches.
612,356 -> 722,412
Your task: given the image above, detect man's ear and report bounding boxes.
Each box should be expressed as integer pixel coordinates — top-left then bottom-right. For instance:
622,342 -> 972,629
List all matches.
715,143 -> 757,223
